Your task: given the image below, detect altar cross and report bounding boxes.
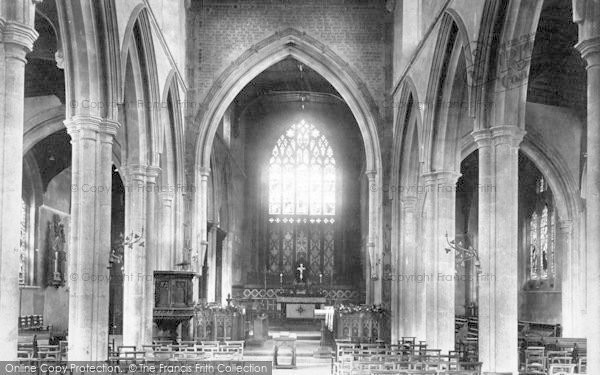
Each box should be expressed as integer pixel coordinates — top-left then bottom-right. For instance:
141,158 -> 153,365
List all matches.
297,263 -> 306,281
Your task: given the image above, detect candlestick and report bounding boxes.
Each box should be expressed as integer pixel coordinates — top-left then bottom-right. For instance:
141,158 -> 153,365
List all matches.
319,272 -> 323,284
279,272 -> 283,285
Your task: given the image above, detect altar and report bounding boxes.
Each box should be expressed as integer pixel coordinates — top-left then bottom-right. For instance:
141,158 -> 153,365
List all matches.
276,295 -> 326,319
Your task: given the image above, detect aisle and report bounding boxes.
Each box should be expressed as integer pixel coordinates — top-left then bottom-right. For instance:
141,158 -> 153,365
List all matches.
245,319 -> 332,374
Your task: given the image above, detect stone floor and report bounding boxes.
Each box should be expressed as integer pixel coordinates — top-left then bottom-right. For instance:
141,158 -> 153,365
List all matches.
245,319 -> 333,374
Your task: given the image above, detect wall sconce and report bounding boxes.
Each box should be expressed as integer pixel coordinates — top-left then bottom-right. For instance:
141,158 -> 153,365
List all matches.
123,228 -> 145,249
444,232 -> 481,274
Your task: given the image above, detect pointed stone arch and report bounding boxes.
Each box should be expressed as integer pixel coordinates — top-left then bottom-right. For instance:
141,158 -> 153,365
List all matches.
192,28 -> 384,302
119,5 -> 162,166
390,76 -> 425,343
423,12 -> 474,173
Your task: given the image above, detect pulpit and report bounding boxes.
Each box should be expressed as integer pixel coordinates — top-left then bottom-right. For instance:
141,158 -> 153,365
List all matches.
153,271 -> 196,342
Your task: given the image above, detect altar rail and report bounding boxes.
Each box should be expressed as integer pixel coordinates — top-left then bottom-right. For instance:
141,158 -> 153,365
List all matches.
233,286 -> 364,321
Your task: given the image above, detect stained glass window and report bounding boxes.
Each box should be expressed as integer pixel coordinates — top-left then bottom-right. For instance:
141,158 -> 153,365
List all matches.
527,176 -> 556,281
540,206 -> 548,279
529,212 -> 539,280
267,120 -> 336,279
269,120 -> 336,217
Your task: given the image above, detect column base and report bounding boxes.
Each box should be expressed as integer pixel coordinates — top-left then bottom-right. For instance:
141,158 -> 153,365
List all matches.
313,346 -> 333,358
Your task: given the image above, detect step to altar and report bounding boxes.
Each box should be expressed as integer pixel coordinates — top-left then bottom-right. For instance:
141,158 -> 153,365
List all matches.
244,338 -> 330,358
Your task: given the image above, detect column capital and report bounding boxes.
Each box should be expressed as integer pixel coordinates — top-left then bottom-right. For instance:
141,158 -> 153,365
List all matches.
145,166 -> 161,182
491,126 -> 526,147
471,129 -> 493,148
576,36 -> 600,66
1,21 -> 38,56
64,116 -> 120,138
400,196 -> 418,209
158,191 -> 176,204
365,170 -> 377,180
198,166 -> 211,178
120,164 -> 152,183
422,170 -> 461,185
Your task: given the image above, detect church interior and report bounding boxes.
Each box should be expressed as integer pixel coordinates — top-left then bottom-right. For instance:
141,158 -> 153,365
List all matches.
1,0 -> 599,374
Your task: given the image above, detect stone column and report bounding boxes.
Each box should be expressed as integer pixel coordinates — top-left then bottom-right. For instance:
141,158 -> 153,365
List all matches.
475,126 -> 524,374
576,36 -> 600,373
366,171 -> 382,304
422,171 -> 458,352
399,196 -> 418,340
0,9 -> 38,360
473,129 -> 494,370
421,173 -> 436,345
206,225 -> 217,302
558,219 -> 576,336
66,117 -> 119,360
197,167 -> 210,273
143,167 -> 160,346
158,191 -> 175,270
121,164 -> 150,348
436,171 -> 459,352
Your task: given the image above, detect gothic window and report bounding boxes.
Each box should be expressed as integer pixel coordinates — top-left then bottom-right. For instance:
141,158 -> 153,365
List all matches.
527,176 -> 556,280
267,120 -> 336,281
268,119 -> 335,218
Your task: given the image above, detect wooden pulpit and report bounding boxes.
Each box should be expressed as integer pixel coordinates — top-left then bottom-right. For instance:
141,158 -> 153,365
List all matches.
153,271 -> 197,342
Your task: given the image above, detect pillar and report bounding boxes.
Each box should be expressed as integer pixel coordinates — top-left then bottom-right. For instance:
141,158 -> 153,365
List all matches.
475,126 -> 524,374
0,5 -> 38,360
422,171 -> 458,352
576,36 -> 600,374
144,167 -> 160,345
206,225 -> 217,302
121,164 -> 156,348
366,171 -> 382,304
558,219 -> 576,336
398,196 -> 419,340
158,191 -> 175,270
66,116 -> 119,360
197,167 -> 210,272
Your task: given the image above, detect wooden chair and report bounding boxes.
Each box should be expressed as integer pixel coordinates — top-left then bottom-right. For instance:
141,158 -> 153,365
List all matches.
548,364 -> 576,375
548,356 -> 572,365
577,356 -> 586,374
58,341 -> 68,361
525,346 -> 546,374
219,340 -> 244,360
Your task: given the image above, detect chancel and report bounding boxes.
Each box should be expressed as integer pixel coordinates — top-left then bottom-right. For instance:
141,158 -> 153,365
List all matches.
2,0 -> 599,374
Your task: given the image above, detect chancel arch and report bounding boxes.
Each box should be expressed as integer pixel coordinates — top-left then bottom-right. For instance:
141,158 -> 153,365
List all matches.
193,28 -> 384,304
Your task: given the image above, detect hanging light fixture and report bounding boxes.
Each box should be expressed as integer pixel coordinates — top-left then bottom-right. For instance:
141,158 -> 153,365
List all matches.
444,232 -> 481,274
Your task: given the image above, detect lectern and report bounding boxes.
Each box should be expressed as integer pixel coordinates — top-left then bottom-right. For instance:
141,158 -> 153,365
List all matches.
153,271 -> 197,342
